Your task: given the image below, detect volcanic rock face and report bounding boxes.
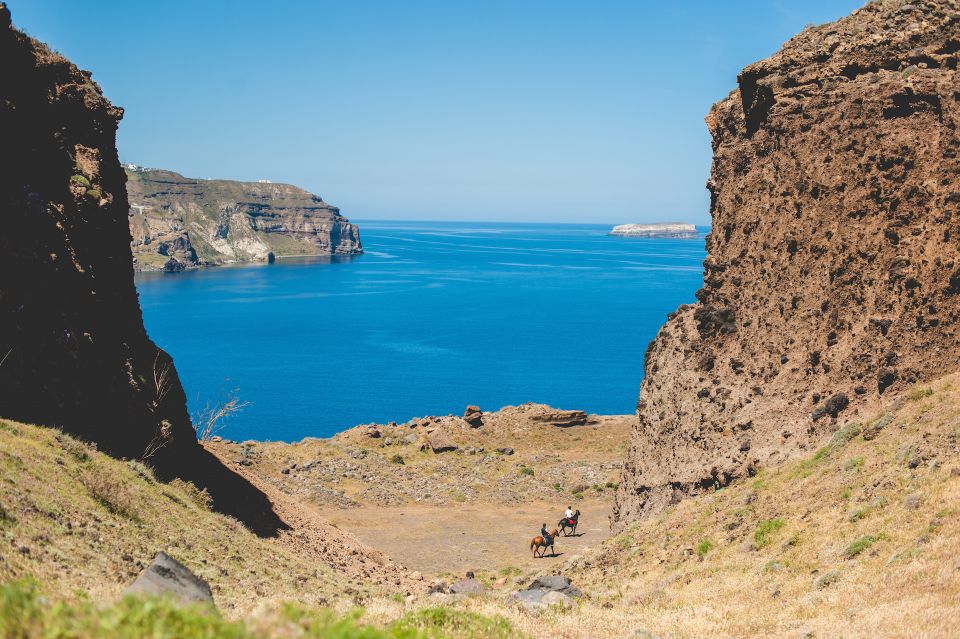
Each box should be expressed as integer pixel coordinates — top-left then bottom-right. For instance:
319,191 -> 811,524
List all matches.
0,5 -> 286,535
615,1 -> 960,526
126,168 -> 362,271
0,4 -> 194,462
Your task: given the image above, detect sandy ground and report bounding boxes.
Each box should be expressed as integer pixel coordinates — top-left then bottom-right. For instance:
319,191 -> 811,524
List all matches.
317,498 -> 613,575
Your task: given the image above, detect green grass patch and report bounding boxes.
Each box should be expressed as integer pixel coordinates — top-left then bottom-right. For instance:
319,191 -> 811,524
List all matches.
392,607 -> 519,639
518,466 -> 534,477
70,175 -> 91,188
0,579 -> 520,639
696,538 -> 714,558
754,518 -> 786,549
843,534 -> 881,559
843,457 -> 864,472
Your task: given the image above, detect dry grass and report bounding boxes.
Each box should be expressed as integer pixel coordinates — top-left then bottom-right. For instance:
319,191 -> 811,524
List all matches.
535,374 -> 960,638
0,420 -> 389,614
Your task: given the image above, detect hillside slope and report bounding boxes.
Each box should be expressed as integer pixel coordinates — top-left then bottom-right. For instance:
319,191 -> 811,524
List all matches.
616,0 -> 960,524
126,168 -> 362,271
0,419 -> 421,611
559,375 -> 960,638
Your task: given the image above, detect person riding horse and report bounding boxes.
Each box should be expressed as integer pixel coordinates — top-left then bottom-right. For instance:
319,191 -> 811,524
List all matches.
540,523 -> 553,545
558,507 -> 581,536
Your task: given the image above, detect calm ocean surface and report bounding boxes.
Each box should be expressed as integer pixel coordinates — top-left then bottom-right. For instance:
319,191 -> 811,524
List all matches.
136,221 -> 706,441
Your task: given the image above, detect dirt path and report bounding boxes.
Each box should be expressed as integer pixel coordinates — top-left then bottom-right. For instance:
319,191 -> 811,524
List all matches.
317,499 -> 613,575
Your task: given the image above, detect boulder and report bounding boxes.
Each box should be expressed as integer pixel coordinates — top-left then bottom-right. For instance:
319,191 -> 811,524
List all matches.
540,590 -> 575,608
509,573 -> 583,609
126,552 -> 214,606
463,405 -> 484,428
450,578 -> 485,595
496,447 -> 515,456
530,410 -> 588,427
428,429 -> 458,453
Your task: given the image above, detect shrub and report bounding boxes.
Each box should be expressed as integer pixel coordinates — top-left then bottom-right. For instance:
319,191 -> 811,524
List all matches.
126,459 -> 156,483
392,607 -> 517,639
80,466 -> 140,519
85,189 -> 102,200
696,538 -> 714,558
70,174 -> 91,188
844,534 -> 880,559
907,386 -> 934,402
754,518 -> 786,548
605,481 -> 618,489
518,466 -> 534,477
390,454 -> 405,465
573,491 -> 584,500
170,478 -> 213,511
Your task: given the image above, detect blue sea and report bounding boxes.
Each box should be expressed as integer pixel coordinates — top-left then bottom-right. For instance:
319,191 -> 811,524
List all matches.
135,221 -> 706,441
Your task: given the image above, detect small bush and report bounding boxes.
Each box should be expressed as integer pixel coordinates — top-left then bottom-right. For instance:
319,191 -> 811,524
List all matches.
70,174 -> 91,188
518,466 -> 534,477
605,481 -> 618,489
389,454 -> 405,465
754,518 -> 786,548
844,534 -> 880,559
696,538 -> 714,558
573,491 -> 584,500
80,466 -> 140,519
170,478 -> 213,511
126,459 -> 156,483
908,386 -> 934,401
86,189 -> 102,199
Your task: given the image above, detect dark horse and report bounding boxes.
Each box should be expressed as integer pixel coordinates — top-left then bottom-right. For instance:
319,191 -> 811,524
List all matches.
558,509 -> 581,536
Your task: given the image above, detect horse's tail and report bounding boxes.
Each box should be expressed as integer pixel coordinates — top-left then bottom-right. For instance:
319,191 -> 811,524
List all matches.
530,539 -> 536,551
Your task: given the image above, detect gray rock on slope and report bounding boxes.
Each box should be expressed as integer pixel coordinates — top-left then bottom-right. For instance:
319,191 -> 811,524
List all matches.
126,552 -> 214,606
508,574 -> 582,609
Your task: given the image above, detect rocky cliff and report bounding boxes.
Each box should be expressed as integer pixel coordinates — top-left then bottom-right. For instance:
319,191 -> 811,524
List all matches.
126,168 -> 362,271
0,4 -> 194,461
0,3 -> 283,535
614,0 -> 960,526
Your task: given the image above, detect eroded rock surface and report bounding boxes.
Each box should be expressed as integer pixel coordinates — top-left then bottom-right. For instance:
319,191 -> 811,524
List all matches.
0,3 -> 194,463
615,0 -> 960,526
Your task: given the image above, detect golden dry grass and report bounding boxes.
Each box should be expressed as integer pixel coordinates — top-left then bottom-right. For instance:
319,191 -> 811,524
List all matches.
0,420 -> 394,614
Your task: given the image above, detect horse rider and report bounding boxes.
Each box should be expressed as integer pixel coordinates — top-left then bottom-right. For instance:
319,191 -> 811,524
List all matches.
564,505 -> 575,522
540,522 -> 553,545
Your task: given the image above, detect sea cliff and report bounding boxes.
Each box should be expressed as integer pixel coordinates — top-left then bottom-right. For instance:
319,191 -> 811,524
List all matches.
126,168 -> 362,271
614,0 -> 960,526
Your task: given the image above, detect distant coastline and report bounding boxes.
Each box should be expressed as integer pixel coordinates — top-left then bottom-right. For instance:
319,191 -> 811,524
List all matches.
608,222 -> 698,239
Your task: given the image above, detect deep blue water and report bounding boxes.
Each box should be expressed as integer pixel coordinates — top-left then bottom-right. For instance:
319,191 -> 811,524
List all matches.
136,221 -> 706,441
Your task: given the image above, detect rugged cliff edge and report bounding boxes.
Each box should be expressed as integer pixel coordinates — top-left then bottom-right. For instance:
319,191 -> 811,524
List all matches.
0,3 -> 285,535
0,4 -> 194,461
126,167 -> 362,271
615,0 -> 960,526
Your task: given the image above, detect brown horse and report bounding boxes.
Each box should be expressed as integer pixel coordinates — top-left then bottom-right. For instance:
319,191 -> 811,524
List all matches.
530,528 -> 560,558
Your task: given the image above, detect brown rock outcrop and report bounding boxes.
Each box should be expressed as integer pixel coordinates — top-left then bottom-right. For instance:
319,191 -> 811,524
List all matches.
615,1 -> 960,526
0,4 -> 284,536
0,3 -> 193,463
126,168 -> 362,271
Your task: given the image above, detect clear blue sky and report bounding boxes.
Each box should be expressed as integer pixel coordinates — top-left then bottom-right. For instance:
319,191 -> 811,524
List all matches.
12,1 -> 862,223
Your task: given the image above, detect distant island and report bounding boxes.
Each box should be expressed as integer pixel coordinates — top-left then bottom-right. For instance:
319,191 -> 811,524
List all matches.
608,222 -> 698,238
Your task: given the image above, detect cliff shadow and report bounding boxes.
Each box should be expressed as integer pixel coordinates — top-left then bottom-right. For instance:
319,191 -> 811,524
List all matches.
159,446 -> 290,538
